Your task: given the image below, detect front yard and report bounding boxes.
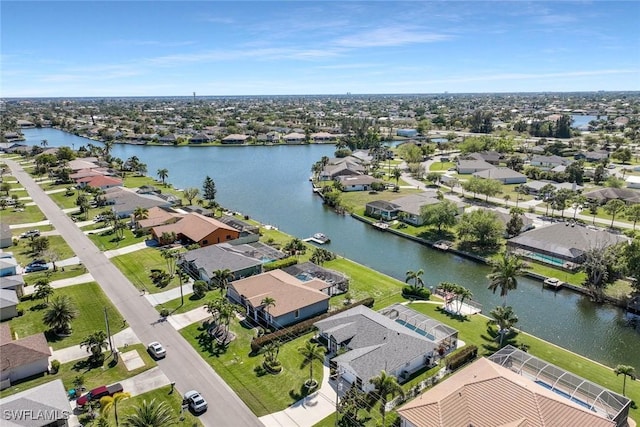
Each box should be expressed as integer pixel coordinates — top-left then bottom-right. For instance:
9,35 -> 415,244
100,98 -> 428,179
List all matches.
111,247 -> 182,294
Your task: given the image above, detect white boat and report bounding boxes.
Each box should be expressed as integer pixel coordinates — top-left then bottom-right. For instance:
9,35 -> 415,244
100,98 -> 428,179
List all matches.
312,233 -> 330,243
543,277 -> 564,290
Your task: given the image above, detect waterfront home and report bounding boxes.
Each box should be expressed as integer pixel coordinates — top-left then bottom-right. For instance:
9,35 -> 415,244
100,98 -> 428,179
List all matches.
103,187 -> 172,218
216,240 -> 286,263
157,134 -> 177,144
75,174 -> 123,190
472,167 -> 527,184
67,157 -> 101,172
0,379 -> 71,426
227,269 -> 330,329
179,244 -> 263,285
365,200 -> 400,221
319,159 -> 364,181
456,159 -> 495,174
0,324 -> 51,390
507,222 -> 628,268
282,261 -> 349,296
189,133 -> 211,144
393,192 -> 464,226
134,206 -> 183,231
397,346 -> 630,427
311,132 -> 338,142
476,208 -> 534,236
222,134 -> 250,144
336,175 -> 382,192
283,132 -> 306,144
315,304 -> 457,392
151,212 -> 240,247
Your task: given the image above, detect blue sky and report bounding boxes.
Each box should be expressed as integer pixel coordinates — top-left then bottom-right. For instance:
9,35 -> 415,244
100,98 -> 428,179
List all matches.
2,1 -> 639,97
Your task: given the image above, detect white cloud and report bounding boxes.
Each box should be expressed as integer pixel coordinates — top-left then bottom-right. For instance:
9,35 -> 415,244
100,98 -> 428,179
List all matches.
334,27 -> 452,48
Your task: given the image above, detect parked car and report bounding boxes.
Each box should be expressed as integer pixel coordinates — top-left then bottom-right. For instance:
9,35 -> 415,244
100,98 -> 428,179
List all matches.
21,230 -> 41,238
25,263 -> 49,273
27,259 -> 47,267
94,215 -> 105,222
183,390 -> 207,413
76,383 -> 123,406
147,341 -> 166,359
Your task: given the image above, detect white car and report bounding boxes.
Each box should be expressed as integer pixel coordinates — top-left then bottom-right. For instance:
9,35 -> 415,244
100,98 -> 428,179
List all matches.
147,341 -> 166,359
183,390 -> 207,413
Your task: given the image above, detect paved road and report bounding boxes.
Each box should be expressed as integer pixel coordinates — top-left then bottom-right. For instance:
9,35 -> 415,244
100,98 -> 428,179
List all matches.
6,159 -> 262,427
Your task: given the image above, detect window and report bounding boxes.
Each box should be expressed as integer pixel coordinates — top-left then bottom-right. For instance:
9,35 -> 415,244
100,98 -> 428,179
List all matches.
202,240 -> 208,245
294,309 -> 300,318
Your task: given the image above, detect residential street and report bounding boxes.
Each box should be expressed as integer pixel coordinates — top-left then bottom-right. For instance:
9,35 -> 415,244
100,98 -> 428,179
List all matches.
5,159 -> 263,427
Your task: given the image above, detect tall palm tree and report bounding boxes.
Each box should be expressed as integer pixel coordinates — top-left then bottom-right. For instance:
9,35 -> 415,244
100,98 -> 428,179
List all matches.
614,365 -> 636,396
100,391 -> 131,426
487,252 -> 526,306
81,330 -> 109,362
34,279 -> 54,305
453,285 -> 473,315
405,269 -> 425,289
212,268 -> 234,295
160,248 -> 177,277
298,341 -> 325,387
132,206 -> 149,229
391,167 -> 402,186
261,297 -> 276,324
43,296 -> 78,335
284,238 -> 306,257
121,398 -> 176,427
368,370 -> 404,427
156,168 -> 169,185
489,305 -> 519,347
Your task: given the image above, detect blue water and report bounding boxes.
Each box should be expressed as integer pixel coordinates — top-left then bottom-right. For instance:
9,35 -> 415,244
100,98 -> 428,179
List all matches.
395,319 -> 436,341
526,253 -> 566,267
535,380 -> 594,411
570,114 -> 605,130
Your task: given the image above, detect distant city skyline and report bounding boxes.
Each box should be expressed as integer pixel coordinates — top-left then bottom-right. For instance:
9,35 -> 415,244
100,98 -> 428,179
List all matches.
2,1 -> 639,97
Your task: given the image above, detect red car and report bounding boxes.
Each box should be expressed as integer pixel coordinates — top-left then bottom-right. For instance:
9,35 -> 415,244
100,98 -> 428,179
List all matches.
76,383 -> 123,406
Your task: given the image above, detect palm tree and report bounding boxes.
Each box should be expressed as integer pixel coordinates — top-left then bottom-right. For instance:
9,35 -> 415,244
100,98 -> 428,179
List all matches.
391,167 -> 402,186
261,297 -> 276,324
487,252 -> 526,306
489,305 -> 519,347
121,398 -> 176,427
160,248 -> 177,277
284,238 -> 306,257
298,341 -> 325,387
405,269 -> 425,289
43,296 -> 78,335
183,187 -> 199,205
80,330 -> 109,362
368,370 -> 404,427
33,279 -> 54,305
100,391 -> 131,426
453,285 -> 473,315
132,206 -> 148,229
41,139 -> 48,148
503,194 -> 511,207
614,365 -> 636,396
212,268 -> 234,295
156,168 -> 169,185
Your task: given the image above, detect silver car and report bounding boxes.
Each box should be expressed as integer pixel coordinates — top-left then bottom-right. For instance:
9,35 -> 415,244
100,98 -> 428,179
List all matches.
147,341 -> 166,359
183,390 -> 207,413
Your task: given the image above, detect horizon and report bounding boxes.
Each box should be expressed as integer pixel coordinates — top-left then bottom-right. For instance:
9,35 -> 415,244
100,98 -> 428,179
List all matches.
2,1 -> 639,97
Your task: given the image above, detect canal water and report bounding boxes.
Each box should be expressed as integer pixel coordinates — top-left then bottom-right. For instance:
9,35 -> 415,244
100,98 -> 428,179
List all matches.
21,128 -> 640,370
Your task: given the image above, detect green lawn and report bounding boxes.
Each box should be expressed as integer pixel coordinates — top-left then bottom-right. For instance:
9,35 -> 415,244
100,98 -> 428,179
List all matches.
111,247 -> 183,293
23,263 -> 88,286
48,189 -> 82,209
86,227 -> 147,251
156,291 -> 212,315
12,234 -> 76,267
181,320 -> 323,417
429,161 -> 454,171
339,187 -> 423,213
0,344 -> 156,399
8,282 -> 125,350
0,204 -> 47,225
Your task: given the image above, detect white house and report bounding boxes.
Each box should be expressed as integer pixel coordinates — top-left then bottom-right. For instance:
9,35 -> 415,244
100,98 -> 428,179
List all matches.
626,175 -> 640,189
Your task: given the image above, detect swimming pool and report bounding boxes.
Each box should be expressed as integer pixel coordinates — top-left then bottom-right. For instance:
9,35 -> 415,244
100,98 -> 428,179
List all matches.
525,253 -> 566,267
535,380 -> 594,411
395,319 -> 436,341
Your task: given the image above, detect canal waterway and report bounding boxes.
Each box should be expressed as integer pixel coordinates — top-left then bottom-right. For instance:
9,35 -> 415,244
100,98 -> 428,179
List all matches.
21,128 -> 640,370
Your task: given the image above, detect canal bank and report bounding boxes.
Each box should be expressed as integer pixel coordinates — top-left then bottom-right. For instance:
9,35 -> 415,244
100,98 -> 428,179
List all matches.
16,127 -> 640,372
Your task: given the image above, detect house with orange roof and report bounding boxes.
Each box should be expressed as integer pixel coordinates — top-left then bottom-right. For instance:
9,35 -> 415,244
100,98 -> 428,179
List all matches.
227,269 -> 330,329
0,324 -> 51,390
396,345 -> 631,427
151,212 -> 240,247
76,174 -> 123,190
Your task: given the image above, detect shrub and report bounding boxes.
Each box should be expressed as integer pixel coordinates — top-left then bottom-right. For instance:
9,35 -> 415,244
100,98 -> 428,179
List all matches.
445,345 -> 478,371
250,297 -> 374,352
192,280 -> 208,299
159,308 -> 170,318
402,286 -> 431,300
263,257 -> 298,271
50,359 -> 60,374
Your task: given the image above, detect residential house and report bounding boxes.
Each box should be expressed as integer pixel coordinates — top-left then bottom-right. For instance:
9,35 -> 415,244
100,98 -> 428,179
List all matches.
575,150 -> 609,162
0,289 -> 19,320
626,176 -> 640,190
151,213 -> 240,247
456,160 -> 495,174
102,187 -> 172,219
0,379 -> 72,426
311,132 -> 337,143
0,271 -> 25,298
315,304 -> 457,392
583,187 -> 640,205
0,222 -> 12,248
365,200 -> 400,221
134,206 -> 183,231
76,175 -> 123,190
396,347 -> 630,427
460,150 -> 502,165
283,132 -> 306,144
529,154 -> 570,170
222,134 -> 250,144
217,216 -> 260,244
179,244 -> 263,284
0,256 -> 18,278
336,175 -> 382,192
319,160 -> 364,181
392,192 -> 464,226
227,269 -> 330,329
158,134 -> 177,144
0,324 -> 51,390
67,158 -> 101,172
477,208 -> 534,235
472,167 -> 527,184
507,222 -> 628,267
181,205 -> 214,217
522,180 -> 583,196
189,133 -> 211,144
350,150 -> 374,164
283,261 -> 349,296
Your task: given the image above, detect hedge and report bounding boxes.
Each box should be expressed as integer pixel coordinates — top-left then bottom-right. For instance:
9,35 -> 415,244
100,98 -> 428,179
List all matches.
250,297 -> 375,353
445,344 -> 478,371
402,286 -> 431,300
263,257 -> 298,271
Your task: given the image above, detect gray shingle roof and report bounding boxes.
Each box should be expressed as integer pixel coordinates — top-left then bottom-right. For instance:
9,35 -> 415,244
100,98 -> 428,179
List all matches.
183,244 -> 262,275
0,380 -> 70,427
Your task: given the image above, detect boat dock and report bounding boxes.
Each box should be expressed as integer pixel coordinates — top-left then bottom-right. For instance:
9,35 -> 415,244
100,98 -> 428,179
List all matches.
543,277 -> 564,290
373,222 -> 389,230
433,240 -> 451,251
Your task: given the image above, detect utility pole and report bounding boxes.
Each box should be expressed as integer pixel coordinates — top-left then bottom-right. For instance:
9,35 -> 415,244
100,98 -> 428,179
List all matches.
104,307 -> 113,354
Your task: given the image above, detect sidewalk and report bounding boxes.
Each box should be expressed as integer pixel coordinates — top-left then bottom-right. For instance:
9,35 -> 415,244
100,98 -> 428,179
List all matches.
50,328 -> 142,364
104,240 -> 156,258
144,281 -> 195,306
259,358 -> 336,427
9,220 -> 51,229
24,273 -> 94,295
166,306 -> 211,330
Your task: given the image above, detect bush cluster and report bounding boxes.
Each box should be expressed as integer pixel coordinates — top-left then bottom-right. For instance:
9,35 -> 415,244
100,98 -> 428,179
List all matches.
445,345 -> 478,371
263,257 -> 299,271
251,297 -> 374,352
402,286 -> 431,300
